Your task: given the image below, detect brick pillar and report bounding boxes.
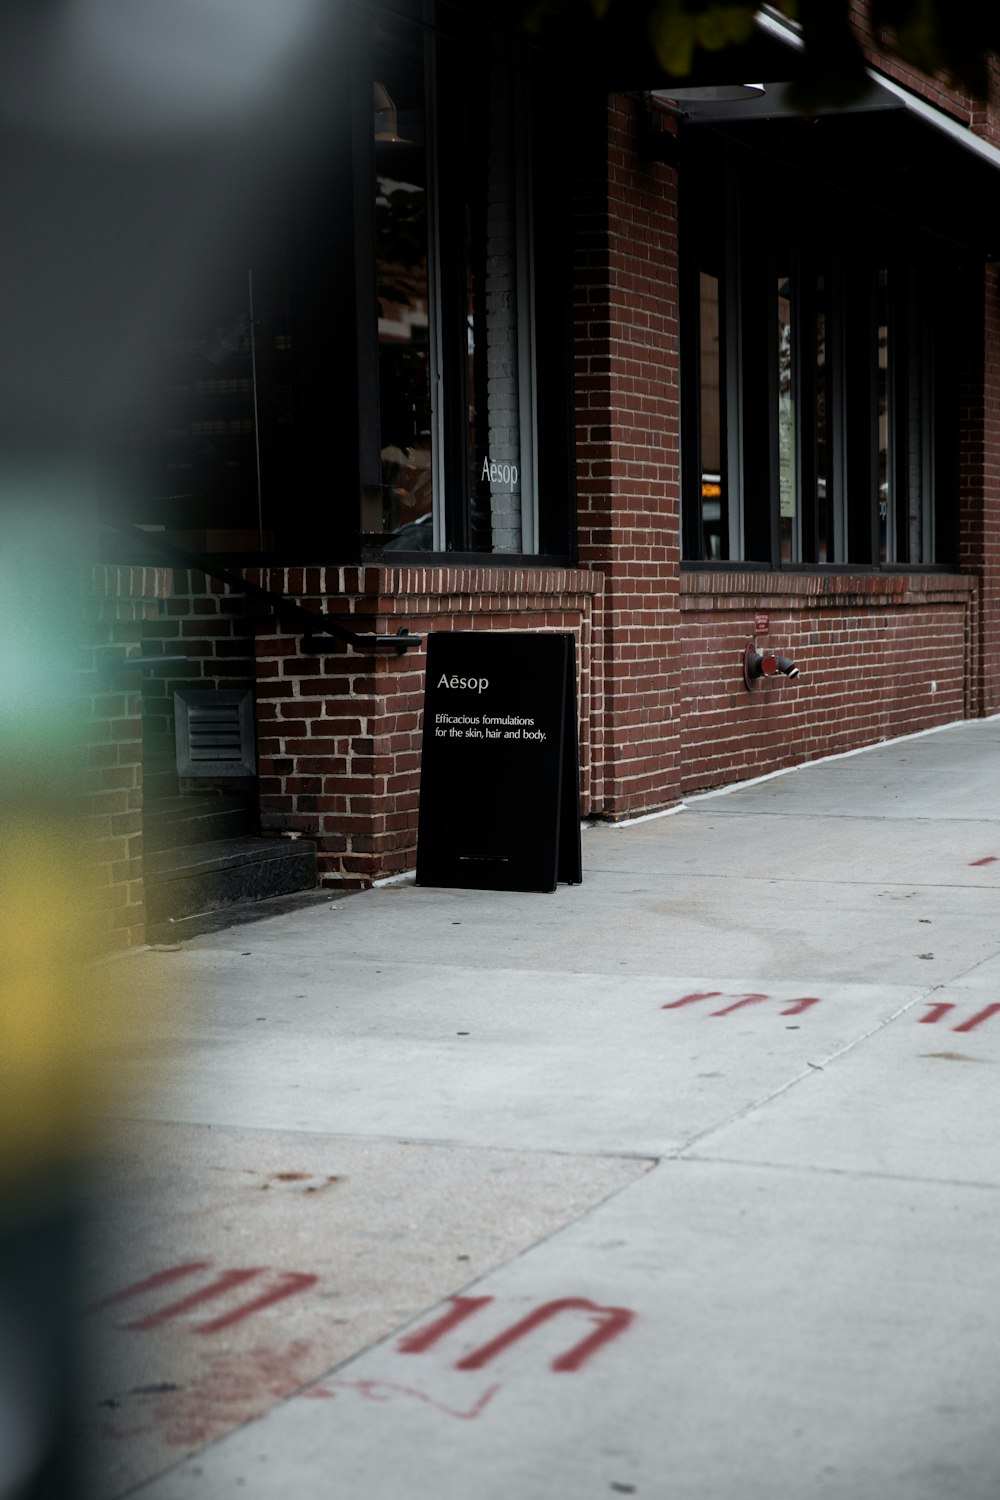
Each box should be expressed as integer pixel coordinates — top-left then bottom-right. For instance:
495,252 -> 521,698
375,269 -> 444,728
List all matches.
960,262 -> 1000,717
251,568 -> 387,888
978,261 -> 1000,715
573,93 -> 682,817
79,565 -> 173,951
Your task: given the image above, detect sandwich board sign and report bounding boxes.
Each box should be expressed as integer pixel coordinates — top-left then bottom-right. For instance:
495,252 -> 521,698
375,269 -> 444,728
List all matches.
415,631 -> 582,892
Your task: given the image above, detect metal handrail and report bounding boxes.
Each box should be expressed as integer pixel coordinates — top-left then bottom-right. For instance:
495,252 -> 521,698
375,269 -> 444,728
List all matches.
110,523 -> 422,655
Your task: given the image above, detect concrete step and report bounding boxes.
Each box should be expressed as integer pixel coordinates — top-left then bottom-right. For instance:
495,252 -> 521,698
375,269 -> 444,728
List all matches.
144,793 -> 253,852
144,835 -> 318,931
143,760 -> 180,801
144,885 -> 335,945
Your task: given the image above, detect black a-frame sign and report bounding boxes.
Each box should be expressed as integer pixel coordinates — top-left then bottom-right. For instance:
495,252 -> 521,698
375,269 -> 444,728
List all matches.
415,632 -> 582,892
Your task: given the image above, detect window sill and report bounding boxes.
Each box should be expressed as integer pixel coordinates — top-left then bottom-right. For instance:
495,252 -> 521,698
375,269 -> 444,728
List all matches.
680,567 -> 973,608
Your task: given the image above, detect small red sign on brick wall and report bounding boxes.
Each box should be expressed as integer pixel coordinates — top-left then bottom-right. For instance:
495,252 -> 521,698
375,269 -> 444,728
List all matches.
754,612 -> 769,635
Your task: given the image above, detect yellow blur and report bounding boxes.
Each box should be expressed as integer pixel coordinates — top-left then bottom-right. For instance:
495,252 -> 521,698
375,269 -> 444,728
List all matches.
0,821 -> 106,1189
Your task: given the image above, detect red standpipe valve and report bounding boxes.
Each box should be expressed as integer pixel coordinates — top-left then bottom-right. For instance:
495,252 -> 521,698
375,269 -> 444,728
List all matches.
743,642 -> 801,691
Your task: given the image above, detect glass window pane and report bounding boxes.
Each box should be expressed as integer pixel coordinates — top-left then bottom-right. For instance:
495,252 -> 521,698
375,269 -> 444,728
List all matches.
777,272 -> 797,562
815,283 -> 832,563
699,270 -> 723,561
877,268 -> 891,564
906,269 -> 926,565
370,36 -> 433,553
466,65 -> 527,553
106,236 -> 293,555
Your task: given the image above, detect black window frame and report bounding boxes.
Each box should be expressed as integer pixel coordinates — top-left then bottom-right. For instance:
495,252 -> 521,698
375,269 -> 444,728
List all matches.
680,138 -> 962,573
95,0 -> 577,569
356,0 -> 577,567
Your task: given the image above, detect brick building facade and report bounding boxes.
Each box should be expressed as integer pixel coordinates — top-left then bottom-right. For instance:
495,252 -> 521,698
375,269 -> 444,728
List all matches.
69,1 -> 1000,941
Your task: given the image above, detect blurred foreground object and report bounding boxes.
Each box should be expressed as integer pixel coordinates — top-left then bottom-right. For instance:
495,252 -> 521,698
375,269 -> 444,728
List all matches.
0,0 -> 325,145
0,498 -> 103,1498
0,3 -> 338,1488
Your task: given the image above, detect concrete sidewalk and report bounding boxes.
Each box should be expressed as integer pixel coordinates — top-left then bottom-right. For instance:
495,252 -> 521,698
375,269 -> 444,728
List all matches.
86,717 -> 1000,1500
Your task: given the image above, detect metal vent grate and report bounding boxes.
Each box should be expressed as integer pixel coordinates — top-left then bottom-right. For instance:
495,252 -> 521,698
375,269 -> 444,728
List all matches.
174,689 -> 256,778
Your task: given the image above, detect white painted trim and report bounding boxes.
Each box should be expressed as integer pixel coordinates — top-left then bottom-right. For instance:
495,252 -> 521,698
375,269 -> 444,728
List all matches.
593,803 -> 687,829
871,70 -> 1000,174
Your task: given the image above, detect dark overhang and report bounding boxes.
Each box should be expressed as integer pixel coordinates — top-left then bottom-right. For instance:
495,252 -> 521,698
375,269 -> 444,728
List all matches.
645,8 -> 1000,257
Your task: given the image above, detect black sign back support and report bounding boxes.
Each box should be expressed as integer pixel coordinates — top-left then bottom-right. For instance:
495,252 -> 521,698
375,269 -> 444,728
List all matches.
416,632 -> 583,892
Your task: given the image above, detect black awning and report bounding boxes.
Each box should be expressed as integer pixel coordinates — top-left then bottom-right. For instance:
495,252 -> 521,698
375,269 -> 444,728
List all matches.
653,11 -> 1000,256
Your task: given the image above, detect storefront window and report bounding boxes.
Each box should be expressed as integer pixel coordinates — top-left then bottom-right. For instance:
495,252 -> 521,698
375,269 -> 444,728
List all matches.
905,268 -> 929,566
777,272 -> 797,562
101,227 -> 296,558
815,291 -> 832,563
877,268 -> 891,563
681,147 -> 957,570
699,271 -> 723,560
369,34 -> 433,552
367,15 -> 540,558
97,0 -> 570,566
465,65 -> 528,553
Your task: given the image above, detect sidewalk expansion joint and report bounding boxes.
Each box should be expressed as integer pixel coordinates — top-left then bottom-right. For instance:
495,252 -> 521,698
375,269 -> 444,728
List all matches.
672,990 -> 941,1157
669,1155 -> 1000,1194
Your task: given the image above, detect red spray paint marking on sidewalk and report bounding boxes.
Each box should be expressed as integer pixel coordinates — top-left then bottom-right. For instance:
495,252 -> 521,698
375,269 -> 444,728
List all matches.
952,1004 -> 1000,1034
662,991 -> 822,1018
124,1270 -> 265,1330
919,1001 -> 1000,1034
310,1379 -> 502,1421
397,1297 -> 493,1355
194,1272 -> 319,1334
969,857 -> 998,867
709,994 -> 822,1018
85,1263 -> 211,1314
707,993 -> 771,1016
456,1298 -> 636,1373
661,992 -> 723,1010
919,1003 -> 956,1025
87,1263 -> 320,1334
663,991 -> 999,1033
399,1295 -> 635,1374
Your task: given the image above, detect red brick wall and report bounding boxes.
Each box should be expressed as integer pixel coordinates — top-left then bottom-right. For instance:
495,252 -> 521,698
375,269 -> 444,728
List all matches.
851,1 -> 974,119
573,94 -> 683,818
975,263 -> 1000,715
125,556 -> 983,885
679,572 -> 977,795
139,569 -> 256,775
956,261 -> 1000,719
249,566 -> 602,887
970,57 -> 1000,150
80,565 -> 173,951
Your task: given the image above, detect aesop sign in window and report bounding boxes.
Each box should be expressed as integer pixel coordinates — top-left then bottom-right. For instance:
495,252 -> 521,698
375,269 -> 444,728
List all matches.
416,632 -> 581,892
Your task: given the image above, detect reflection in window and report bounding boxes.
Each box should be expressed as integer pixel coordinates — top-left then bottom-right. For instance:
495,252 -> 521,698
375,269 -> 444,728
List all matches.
467,65 -> 527,553
777,274 -> 797,562
906,269 -> 927,565
815,284 -> 832,562
877,268 -> 891,563
371,58 -> 434,552
370,38 -> 535,555
699,271 -> 723,560
681,145 -> 958,571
